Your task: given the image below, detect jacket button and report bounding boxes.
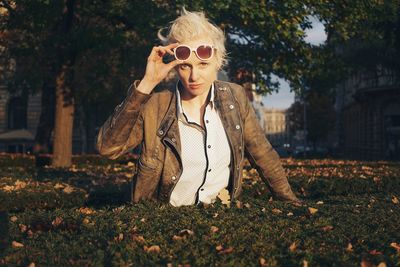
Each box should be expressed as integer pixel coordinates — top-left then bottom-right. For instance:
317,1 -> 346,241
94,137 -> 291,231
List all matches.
235,125 -> 240,130
171,176 -> 176,181
229,104 -> 234,109
158,130 -> 164,135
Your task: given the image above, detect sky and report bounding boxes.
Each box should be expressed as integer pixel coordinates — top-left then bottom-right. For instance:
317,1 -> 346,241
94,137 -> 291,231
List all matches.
262,16 -> 327,109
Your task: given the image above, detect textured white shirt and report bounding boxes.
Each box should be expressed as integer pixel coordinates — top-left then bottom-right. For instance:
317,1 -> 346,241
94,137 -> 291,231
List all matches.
169,82 -> 231,207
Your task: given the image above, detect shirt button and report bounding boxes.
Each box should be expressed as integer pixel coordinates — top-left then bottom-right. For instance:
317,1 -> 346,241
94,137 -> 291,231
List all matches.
207,145 -> 211,148
206,120 -> 209,123
171,176 -> 176,181
229,104 -> 234,109
200,188 -> 204,191
158,130 -> 164,135
235,125 -> 240,130
208,169 -> 211,172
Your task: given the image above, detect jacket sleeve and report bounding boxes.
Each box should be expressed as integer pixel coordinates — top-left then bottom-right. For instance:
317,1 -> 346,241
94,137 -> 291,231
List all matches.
95,80 -> 151,159
234,84 -> 300,202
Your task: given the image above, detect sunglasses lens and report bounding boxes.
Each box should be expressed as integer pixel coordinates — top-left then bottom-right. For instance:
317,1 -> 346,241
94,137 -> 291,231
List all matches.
196,45 -> 213,60
175,46 -> 191,60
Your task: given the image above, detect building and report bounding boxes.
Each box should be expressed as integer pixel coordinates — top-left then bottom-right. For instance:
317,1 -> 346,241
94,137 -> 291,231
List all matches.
262,108 -> 290,147
335,67 -> 400,159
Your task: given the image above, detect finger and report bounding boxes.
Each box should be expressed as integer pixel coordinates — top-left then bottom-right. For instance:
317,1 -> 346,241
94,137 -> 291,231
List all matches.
166,59 -> 182,69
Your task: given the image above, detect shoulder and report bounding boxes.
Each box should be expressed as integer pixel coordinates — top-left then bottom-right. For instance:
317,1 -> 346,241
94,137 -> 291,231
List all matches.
215,80 -> 247,99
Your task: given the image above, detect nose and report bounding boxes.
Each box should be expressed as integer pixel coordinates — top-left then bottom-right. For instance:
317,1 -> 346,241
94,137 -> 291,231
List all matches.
189,66 -> 199,82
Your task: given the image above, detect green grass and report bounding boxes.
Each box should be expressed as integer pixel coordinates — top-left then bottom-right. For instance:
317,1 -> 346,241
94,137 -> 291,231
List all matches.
0,154 -> 399,266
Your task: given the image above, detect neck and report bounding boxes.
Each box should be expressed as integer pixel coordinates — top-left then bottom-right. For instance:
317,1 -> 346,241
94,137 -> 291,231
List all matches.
179,83 -> 212,108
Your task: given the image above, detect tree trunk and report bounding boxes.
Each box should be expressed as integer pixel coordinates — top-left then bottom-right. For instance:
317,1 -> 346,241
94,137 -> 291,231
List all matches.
52,64 -> 75,167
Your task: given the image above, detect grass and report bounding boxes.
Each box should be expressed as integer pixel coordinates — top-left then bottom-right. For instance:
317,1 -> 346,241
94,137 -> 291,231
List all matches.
0,154 -> 399,266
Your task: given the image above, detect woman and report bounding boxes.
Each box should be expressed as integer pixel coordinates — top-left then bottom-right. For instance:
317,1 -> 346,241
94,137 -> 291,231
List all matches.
96,10 -> 302,207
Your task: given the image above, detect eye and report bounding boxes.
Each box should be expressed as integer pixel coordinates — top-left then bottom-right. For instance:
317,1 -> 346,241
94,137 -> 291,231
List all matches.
179,64 -> 190,70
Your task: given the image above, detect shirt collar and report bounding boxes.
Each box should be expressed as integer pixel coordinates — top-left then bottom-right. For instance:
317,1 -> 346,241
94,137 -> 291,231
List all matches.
175,81 -> 215,117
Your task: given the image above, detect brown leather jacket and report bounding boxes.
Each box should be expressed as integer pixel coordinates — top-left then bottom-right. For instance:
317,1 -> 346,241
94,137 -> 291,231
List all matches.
95,80 -> 300,204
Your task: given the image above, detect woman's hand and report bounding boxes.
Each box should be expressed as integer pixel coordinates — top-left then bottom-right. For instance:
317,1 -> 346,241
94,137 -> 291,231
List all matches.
136,43 -> 181,94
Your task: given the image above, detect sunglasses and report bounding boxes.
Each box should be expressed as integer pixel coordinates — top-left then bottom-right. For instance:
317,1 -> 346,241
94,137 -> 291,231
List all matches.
173,44 -> 215,61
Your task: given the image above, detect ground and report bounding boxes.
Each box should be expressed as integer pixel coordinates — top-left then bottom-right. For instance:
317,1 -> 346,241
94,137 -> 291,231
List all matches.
0,154 -> 399,266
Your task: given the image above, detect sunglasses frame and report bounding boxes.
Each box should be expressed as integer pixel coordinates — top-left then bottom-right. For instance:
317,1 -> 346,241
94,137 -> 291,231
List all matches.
173,44 -> 215,61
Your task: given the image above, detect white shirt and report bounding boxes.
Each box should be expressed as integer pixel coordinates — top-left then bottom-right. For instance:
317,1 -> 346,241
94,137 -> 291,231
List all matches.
169,82 -> 232,207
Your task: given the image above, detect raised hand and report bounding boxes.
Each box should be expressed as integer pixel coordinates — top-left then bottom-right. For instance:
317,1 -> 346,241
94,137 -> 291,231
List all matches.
136,43 -> 181,94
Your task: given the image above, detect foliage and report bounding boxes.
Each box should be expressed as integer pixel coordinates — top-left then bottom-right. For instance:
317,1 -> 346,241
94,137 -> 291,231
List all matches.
0,155 -> 400,266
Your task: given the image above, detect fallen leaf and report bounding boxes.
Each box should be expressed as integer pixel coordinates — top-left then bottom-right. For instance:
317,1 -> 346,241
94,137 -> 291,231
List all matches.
392,196 -> 399,204
346,243 -> 353,252
210,226 -> 219,233
219,246 -> 234,254
10,216 -> 18,222
390,242 -> 400,252
63,185 -> 74,194
259,258 -> 267,267
287,212 -> 294,216
244,203 -> 251,208
144,245 -> 160,253
303,260 -> 308,267
215,245 -> 223,251
12,241 -> 24,248
217,188 -> 231,207
19,224 -> 27,233
27,263 -> 35,267
316,201 -> 324,205
78,207 -> 96,215
272,208 -> 282,214
235,201 -> 243,208
178,229 -> 194,237
172,235 -> 183,241
82,218 -> 90,224
369,249 -> 382,255
308,207 -> 318,214
133,235 -> 145,243
127,161 -> 135,167
289,242 -> 297,252
52,217 -> 63,227
321,225 -> 334,232
361,259 -> 374,267
377,263 -> 387,267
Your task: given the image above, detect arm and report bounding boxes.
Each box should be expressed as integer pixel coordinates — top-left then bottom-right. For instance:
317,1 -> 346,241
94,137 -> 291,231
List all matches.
96,43 -> 181,159
235,84 -> 301,203
95,81 -> 151,159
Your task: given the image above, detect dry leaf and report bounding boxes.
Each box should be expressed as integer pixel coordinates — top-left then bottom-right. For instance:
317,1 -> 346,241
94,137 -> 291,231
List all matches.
321,225 -> 334,232
219,247 -> 234,254
12,241 -> 24,248
19,224 -> 27,233
52,217 -> 63,227
272,208 -> 283,214
303,260 -> 308,267
78,207 -> 96,215
144,245 -> 160,253
210,226 -> 219,233
369,249 -> 382,255
289,242 -> 297,252
390,242 -> 400,252
82,218 -> 90,224
316,201 -> 324,205
172,235 -> 183,241
287,212 -> 294,216
63,185 -> 74,194
28,263 -> 35,267
127,161 -> 135,167
235,201 -> 243,209
392,196 -> 399,204
361,259 -> 374,267
259,258 -> 267,267
244,203 -> 251,209
215,245 -> 224,251
133,235 -> 145,243
217,188 -> 231,207
10,216 -> 18,222
308,207 -> 318,214
377,263 -> 387,267
178,229 -> 194,237
346,243 -> 353,252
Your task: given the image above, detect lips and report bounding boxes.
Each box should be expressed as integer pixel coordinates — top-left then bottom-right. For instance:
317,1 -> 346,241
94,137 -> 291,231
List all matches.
189,83 -> 202,89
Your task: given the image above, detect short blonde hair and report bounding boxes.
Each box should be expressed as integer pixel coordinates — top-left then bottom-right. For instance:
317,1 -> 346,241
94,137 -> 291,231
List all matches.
159,9 -> 227,69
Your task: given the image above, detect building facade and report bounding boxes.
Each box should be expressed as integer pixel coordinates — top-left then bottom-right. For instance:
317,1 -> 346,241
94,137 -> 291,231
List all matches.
335,67 -> 400,160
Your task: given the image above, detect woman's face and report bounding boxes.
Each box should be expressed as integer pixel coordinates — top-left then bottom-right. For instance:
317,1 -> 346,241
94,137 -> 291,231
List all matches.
175,36 -> 219,99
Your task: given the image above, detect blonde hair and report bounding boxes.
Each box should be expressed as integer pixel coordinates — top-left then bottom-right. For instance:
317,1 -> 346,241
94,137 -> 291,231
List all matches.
158,8 -> 227,69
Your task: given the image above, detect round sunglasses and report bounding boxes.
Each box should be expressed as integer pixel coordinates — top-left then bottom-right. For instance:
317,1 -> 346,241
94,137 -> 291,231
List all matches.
173,44 -> 215,61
